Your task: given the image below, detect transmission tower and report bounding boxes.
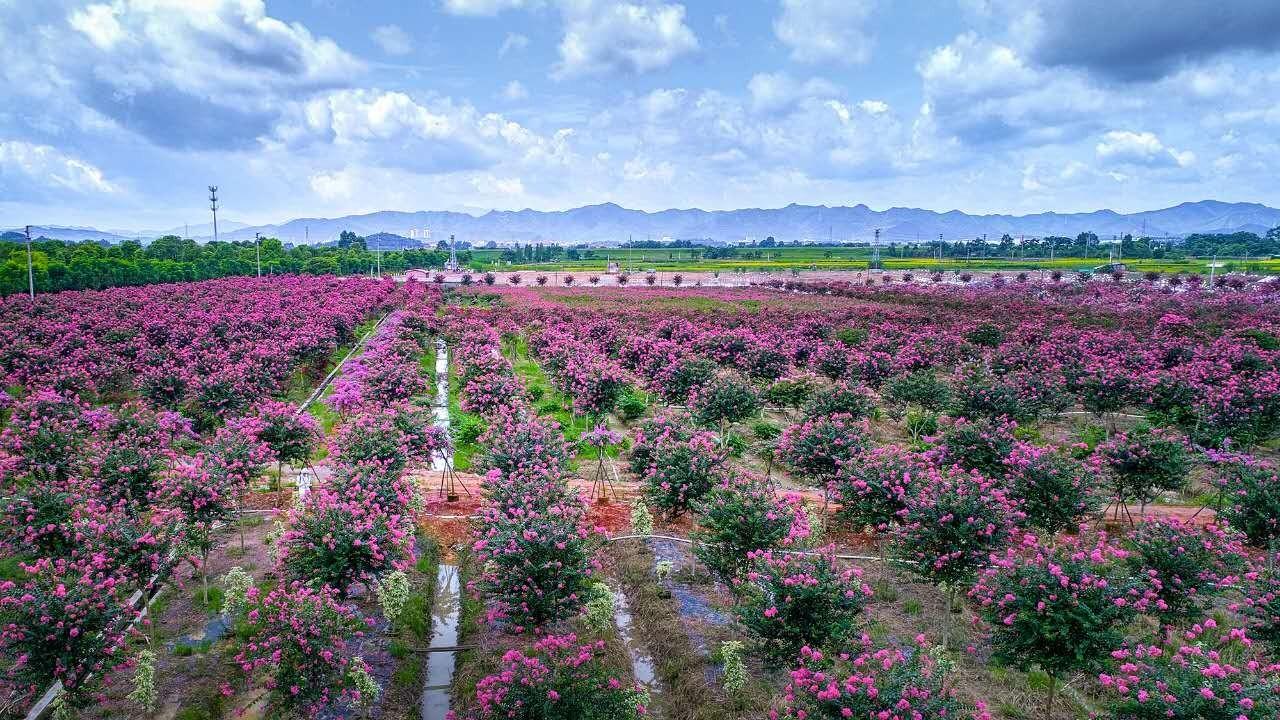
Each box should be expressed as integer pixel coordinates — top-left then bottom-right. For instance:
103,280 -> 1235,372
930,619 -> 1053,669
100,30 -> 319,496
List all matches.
208,186 -> 219,243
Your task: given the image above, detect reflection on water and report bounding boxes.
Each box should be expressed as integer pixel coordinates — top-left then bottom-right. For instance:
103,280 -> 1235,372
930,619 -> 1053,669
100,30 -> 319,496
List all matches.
612,585 -> 656,687
419,564 -> 460,720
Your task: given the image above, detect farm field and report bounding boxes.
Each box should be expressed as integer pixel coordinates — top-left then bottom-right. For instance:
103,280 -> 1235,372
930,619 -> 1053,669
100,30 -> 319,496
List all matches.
467,245 -> 1280,276
1,274 -> 1279,720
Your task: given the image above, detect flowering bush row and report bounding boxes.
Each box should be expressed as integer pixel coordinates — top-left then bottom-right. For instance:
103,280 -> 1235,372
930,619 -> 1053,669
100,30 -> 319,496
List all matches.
0,275 -> 396,428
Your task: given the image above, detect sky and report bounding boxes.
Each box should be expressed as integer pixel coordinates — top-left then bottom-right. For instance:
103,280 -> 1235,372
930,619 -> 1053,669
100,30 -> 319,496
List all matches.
1,0 -> 1279,231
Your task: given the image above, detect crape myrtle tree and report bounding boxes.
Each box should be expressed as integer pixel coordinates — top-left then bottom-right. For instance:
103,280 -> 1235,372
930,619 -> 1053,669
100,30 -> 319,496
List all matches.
972,536 -> 1151,719
892,465 -> 1021,648
690,475 -> 810,583
689,372 -> 761,447
1093,426 -> 1191,521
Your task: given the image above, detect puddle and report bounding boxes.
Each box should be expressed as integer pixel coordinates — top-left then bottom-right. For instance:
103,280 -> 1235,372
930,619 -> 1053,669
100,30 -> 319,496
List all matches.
165,613 -> 230,653
420,563 -> 460,720
611,584 -> 656,687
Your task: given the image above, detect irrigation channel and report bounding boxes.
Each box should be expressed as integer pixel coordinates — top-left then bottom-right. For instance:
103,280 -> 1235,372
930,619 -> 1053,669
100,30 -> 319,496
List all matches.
420,337 -> 461,720
419,564 -> 461,720
611,585 -> 656,688
416,339 -> 661,717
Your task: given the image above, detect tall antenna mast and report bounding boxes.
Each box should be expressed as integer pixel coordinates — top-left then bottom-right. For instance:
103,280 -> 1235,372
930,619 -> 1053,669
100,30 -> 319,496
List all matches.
208,186 -> 219,243
24,225 -> 35,300
255,231 -> 262,277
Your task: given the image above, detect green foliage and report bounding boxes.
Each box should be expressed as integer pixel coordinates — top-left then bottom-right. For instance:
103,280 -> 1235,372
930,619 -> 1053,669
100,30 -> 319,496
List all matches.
616,387 -> 648,420
690,374 -> 761,431
975,541 -> 1145,681
691,477 -> 801,583
762,375 -> 817,410
883,370 -> 952,415
582,583 -> 616,634
0,235 -> 459,296
719,641 -> 747,696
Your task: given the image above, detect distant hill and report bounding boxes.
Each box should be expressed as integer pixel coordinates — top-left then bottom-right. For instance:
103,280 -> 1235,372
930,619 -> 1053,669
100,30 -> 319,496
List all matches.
0,226 -> 135,244
211,200 -> 1280,246
12,200 -> 1280,246
361,232 -> 427,251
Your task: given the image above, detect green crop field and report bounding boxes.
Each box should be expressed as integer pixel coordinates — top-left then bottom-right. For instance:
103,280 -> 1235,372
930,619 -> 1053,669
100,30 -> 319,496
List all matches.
464,246 -> 1278,275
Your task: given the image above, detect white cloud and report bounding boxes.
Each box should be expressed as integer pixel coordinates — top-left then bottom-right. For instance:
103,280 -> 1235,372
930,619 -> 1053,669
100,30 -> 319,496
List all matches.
774,0 -> 876,65
0,140 -> 118,195
470,173 -> 526,195
441,0 -> 528,16
858,100 -> 889,115
371,24 -> 412,56
502,80 -> 529,100
309,169 -> 355,201
274,89 -> 570,174
68,3 -> 125,49
499,32 -> 529,57
554,0 -> 698,78
746,72 -> 839,113
918,33 -> 1113,146
52,0 -> 363,149
1095,130 -> 1195,168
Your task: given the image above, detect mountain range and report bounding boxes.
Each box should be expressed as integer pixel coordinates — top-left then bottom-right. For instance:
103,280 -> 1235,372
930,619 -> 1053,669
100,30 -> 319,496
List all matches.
7,200 -> 1279,246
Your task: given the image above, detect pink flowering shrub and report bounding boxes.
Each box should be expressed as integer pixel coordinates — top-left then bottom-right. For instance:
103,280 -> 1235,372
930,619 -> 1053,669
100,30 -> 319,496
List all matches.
628,410 -> 693,475
1095,426 -> 1191,509
278,489 -> 414,596
734,549 -> 873,666
233,583 -> 374,717
330,405 -> 442,480
935,416 -> 1018,479
448,634 -> 648,720
1205,451 -> 1280,548
640,428 -> 728,518
1004,442 -> 1101,535
1099,620 -> 1280,720
972,535 -> 1150,708
0,390 -> 91,484
252,399 -> 320,476
477,409 -> 572,481
829,444 -> 927,532
892,466 -> 1021,589
1231,559 -> 1280,659
691,476 -> 810,582
0,556 -> 134,709
776,640 -> 963,720
688,373 -> 761,436
471,492 -> 598,631
1123,518 -> 1246,625
776,413 -> 871,483
801,380 -> 876,421
655,357 -> 717,404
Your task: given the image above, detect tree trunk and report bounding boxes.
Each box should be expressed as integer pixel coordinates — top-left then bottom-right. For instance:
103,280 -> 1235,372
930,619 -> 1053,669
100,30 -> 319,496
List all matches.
1045,674 -> 1057,720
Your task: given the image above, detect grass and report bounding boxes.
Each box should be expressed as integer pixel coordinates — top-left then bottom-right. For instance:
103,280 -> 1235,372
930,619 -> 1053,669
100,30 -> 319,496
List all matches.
448,364 -> 483,472
192,586 -> 225,615
612,541 -> 775,720
384,533 -> 441,719
508,335 -> 586,445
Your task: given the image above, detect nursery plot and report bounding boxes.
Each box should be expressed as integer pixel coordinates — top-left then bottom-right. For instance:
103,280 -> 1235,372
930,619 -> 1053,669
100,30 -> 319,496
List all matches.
4,276 -> 1280,720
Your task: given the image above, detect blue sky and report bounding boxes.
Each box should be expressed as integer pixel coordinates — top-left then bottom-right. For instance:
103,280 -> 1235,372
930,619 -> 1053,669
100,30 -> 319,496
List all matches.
1,0 -> 1279,230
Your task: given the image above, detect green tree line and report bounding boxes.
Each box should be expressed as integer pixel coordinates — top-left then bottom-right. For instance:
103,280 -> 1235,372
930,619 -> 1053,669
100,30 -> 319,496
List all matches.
0,234 -> 470,296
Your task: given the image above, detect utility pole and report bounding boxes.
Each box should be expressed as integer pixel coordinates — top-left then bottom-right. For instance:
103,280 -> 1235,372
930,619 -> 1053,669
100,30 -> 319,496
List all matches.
24,225 -> 34,300
208,186 -> 219,243
254,232 -> 262,277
